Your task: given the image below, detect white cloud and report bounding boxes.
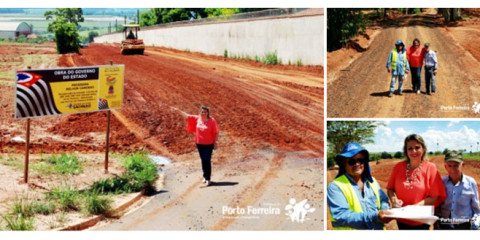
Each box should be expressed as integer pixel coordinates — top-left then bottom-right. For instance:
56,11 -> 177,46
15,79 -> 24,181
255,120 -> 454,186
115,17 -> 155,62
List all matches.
395,128 -> 408,138
366,124 -> 480,153
447,120 -> 461,128
376,125 -> 392,137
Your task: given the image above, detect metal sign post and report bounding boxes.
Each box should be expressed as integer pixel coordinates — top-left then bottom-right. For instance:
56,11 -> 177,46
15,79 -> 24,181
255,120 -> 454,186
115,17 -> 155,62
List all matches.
23,66 -> 32,184
105,110 -> 111,173
24,118 -> 30,183
104,61 -> 113,173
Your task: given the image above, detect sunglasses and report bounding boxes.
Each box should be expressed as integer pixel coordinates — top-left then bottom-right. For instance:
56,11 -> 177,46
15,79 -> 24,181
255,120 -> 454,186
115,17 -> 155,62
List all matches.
347,158 -> 366,166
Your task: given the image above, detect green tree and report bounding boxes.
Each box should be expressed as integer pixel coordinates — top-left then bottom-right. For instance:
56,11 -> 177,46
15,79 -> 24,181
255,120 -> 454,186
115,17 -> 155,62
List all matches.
381,152 -> 392,159
443,148 -> 450,155
327,9 -> 366,52
88,31 -> 99,43
143,8 -> 268,26
45,8 -> 84,54
140,10 -> 157,27
327,121 -> 384,159
393,151 -> 403,159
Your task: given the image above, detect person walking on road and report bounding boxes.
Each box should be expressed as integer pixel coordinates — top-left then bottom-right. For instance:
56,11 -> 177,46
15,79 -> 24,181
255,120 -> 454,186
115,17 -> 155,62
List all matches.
407,38 -> 426,94
386,40 -> 410,97
424,43 -> 438,95
185,106 -> 219,186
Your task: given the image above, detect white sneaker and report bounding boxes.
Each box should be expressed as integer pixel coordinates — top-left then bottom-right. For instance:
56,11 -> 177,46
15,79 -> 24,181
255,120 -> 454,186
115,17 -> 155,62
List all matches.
202,178 -> 207,183
206,180 -> 211,186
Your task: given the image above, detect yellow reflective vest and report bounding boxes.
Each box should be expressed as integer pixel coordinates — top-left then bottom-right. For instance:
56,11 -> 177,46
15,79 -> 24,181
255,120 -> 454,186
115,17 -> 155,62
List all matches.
330,175 -> 383,230
391,48 -> 407,71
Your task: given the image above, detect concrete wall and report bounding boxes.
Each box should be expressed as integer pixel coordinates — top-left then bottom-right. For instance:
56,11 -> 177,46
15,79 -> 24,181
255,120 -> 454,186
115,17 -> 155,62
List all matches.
94,14 -> 324,66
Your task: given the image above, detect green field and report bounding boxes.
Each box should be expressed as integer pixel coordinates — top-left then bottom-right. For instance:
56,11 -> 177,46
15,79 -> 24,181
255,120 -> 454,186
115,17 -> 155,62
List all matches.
0,14 -> 134,39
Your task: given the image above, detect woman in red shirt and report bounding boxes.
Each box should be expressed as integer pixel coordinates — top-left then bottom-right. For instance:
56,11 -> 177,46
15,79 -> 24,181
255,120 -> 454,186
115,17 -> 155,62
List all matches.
407,38 -> 426,94
387,134 -> 446,230
186,106 -> 219,186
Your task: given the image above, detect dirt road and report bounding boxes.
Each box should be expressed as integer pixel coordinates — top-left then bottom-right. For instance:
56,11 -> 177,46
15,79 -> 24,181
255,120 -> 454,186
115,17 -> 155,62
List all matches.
53,44 -> 324,230
327,12 -> 480,118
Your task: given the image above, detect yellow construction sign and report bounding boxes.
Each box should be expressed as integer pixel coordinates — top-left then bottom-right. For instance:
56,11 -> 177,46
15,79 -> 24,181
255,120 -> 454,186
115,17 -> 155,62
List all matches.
15,65 -> 124,119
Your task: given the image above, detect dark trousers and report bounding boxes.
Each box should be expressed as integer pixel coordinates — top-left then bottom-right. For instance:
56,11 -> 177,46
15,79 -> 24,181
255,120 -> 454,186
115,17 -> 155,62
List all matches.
411,67 -> 422,91
425,66 -> 436,93
196,144 -> 214,181
397,221 -> 431,230
438,222 -> 471,230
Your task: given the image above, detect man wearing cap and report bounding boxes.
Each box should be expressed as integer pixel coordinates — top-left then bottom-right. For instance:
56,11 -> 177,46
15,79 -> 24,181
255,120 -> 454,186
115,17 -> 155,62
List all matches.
327,142 -> 392,230
438,150 -> 480,230
386,40 -> 410,97
424,43 -> 438,95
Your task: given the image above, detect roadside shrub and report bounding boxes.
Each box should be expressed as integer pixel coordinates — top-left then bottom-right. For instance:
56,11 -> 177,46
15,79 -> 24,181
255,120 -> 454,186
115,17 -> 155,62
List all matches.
224,49 -> 228,58
10,197 -> 35,218
262,51 -> 279,65
84,192 -> 112,215
46,185 -> 81,211
296,59 -> 303,67
123,152 -> 158,191
90,151 -> 158,194
31,201 -> 56,215
90,176 -> 130,194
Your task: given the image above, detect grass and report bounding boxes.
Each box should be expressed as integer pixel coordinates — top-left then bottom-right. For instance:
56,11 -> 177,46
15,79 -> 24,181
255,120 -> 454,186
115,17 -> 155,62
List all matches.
9,197 -> 56,218
0,155 -> 23,169
296,59 -> 303,67
0,151 -> 158,230
46,185 -> 81,212
32,154 -> 83,175
462,153 -> 480,160
90,151 -> 158,194
2,215 -> 35,231
262,51 -> 279,65
83,192 -> 112,215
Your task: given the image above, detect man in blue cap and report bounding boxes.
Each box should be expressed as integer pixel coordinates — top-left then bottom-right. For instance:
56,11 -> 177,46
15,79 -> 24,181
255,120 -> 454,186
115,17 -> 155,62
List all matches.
386,40 -> 410,97
327,142 -> 392,230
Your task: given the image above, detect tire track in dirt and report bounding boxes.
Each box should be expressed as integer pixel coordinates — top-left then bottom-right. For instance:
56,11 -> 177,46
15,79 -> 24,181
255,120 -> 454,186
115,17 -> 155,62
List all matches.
209,152 -> 285,230
58,43 -> 323,230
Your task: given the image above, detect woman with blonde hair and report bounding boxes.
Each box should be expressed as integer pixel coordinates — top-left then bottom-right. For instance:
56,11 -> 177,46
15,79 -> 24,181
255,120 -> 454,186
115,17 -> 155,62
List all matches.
386,134 -> 446,230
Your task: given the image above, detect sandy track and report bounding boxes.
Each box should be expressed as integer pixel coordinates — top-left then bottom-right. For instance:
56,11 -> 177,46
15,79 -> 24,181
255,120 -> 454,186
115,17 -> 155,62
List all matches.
327,13 -> 480,118
56,44 -> 323,230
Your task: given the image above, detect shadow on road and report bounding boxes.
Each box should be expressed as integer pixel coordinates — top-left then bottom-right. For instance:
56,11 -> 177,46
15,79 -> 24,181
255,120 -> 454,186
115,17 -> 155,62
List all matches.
145,189 -> 168,197
200,181 -> 239,188
371,89 -> 417,97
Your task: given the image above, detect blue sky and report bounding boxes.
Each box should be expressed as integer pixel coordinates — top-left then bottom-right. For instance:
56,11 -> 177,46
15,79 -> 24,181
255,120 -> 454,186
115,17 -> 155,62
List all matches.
363,121 -> 480,153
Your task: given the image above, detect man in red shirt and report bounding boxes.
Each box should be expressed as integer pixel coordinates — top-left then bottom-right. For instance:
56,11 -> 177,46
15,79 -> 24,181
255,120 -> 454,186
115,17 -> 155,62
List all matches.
407,38 -> 426,94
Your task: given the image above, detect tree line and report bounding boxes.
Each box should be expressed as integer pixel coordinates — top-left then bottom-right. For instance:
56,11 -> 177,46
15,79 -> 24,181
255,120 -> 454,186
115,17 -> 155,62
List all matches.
44,8 -> 267,54
327,8 -> 464,52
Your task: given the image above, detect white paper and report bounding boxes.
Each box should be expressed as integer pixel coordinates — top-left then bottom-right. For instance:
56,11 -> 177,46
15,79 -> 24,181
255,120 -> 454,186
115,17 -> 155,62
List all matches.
384,205 -> 439,225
